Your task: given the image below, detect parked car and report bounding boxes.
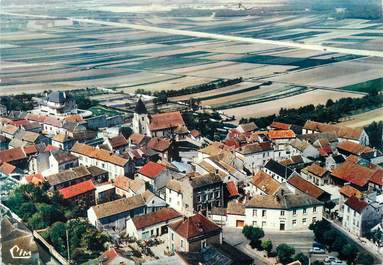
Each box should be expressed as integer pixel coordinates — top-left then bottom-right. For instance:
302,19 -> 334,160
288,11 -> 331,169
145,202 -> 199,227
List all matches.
331,260 -> 346,265
313,242 -> 326,249
324,256 -> 340,264
309,247 -> 325,254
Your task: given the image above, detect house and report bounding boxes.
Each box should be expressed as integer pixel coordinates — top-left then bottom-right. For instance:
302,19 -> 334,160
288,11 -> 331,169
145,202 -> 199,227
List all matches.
0,162 -> 17,177
236,122 -> 258,133
0,147 -> 29,169
303,120 -> 369,145
132,99 -> 186,137
226,201 -> 246,228
249,171 -> 280,196
115,175 -> 145,198
95,183 -> 115,204
289,139 -> 319,159
369,169 -> 383,191
51,133 -> 75,150
339,184 -> 363,213
279,155 -> 306,172
325,154 -> 345,171
267,130 -> 296,156
337,140 -> 383,165
147,137 -> 173,161
48,150 -> 79,174
87,194 -> 146,230
331,161 -> 376,191
165,173 -> 224,216
71,143 -> 134,179
58,179 -> 96,209
168,213 -> 222,252
263,159 -> 296,183
1,124 -> 19,140
245,184 -> 323,231
287,175 -> 331,202
301,163 -> 330,186
342,196 -> 382,237
235,142 -> 273,173
298,132 -> 339,150
22,173 -> 44,185
141,190 -> 167,214
126,208 -> 183,240
137,161 -> 172,191
34,91 -> 77,116
104,135 -> 129,154
46,165 -> 106,190
98,248 -> 134,265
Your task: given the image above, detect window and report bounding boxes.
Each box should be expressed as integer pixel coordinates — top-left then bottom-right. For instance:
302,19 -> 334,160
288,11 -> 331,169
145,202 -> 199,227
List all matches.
292,220 -> 297,226
303,208 -> 307,214
313,206 -> 316,213
197,195 -> 201,202
201,240 -> 207,249
312,217 -> 316,223
253,209 -> 257,216
280,211 -> 285,216
262,221 -> 266,227
293,209 -> 296,216
302,218 -> 307,224
252,221 -> 257,226
262,210 -> 266,217
171,233 -> 174,241
215,191 -> 220,198
181,240 -> 184,248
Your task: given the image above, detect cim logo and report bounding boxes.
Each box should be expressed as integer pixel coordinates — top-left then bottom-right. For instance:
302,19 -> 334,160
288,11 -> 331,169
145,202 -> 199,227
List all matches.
9,245 -> 32,259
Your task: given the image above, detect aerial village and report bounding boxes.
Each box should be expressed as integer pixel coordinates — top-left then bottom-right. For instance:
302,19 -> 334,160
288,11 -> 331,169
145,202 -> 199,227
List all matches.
0,90 -> 381,265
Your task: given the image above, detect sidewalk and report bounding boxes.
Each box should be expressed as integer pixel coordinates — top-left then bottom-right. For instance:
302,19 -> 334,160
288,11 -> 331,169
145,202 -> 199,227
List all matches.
325,217 -> 383,263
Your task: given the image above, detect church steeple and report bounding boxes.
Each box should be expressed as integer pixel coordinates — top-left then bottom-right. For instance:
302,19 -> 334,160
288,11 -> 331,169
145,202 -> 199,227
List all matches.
134,98 -> 147,114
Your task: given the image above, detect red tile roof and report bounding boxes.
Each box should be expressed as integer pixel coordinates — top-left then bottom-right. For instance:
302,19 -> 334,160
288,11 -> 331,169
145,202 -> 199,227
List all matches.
23,145 -> 38,155
287,175 -> 327,199
370,169 -> 383,186
306,163 -> 327,178
270,121 -> 291,130
304,121 -> 363,141
58,179 -> 95,199
138,161 -> 165,179
267,129 -> 295,139
0,147 -> 26,163
25,173 -> 44,185
337,140 -> 373,156
9,119 -> 29,126
226,181 -> 239,197
0,162 -> 16,175
45,144 -> 59,152
71,143 -> 128,167
147,137 -> 171,152
169,213 -> 221,240
149,111 -> 185,131
339,185 -> 362,199
331,161 -> 374,188
109,135 -> 128,149
131,208 -> 182,230
102,248 -> 119,264
345,196 -> 368,213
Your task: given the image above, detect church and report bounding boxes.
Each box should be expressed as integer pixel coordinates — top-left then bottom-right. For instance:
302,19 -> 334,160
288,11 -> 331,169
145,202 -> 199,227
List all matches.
132,98 -> 186,138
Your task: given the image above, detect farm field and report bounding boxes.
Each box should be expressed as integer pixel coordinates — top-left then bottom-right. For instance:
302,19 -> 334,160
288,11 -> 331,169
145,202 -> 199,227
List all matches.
223,89 -> 363,119
338,108 -> 383,128
1,1 -> 382,121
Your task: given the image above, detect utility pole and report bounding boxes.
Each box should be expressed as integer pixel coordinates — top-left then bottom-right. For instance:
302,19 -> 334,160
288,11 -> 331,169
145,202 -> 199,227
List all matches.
66,228 -> 70,263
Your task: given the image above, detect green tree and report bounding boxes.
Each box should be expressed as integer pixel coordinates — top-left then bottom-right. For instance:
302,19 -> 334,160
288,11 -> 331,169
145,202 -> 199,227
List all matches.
323,229 -> 337,247
19,202 -> 37,221
276,244 -> 295,264
261,240 -> 273,255
48,222 -> 66,254
331,236 -> 347,252
119,127 -> 133,139
294,252 -> 309,265
356,252 -> 374,265
340,244 -> 358,264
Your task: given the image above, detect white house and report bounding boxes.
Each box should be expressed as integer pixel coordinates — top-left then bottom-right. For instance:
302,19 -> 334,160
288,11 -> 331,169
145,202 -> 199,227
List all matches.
137,161 -> 173,192
245,184 -> 323,231
126,208 -> 183,240
235,142 -> 274,173
342,196 -> 382,237
248,171 -> 280,197
289,138 -> 319,159
71,143 -> 133,180
262,159 -> 296,183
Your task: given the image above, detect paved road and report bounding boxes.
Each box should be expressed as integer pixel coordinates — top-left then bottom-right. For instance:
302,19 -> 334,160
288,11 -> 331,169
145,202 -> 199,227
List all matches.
3,12 -> 383,58
223,227 -> 269,265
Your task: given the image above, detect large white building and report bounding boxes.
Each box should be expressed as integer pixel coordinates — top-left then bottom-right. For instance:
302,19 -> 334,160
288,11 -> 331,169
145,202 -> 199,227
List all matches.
245,184 -> 323,231
35,91 -> 78,116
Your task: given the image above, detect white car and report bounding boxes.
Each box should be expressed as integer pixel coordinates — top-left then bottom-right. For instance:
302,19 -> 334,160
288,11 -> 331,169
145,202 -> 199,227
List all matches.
324,256 -> 340,263
331,260 -> 347,265
309,247 -> 325,254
